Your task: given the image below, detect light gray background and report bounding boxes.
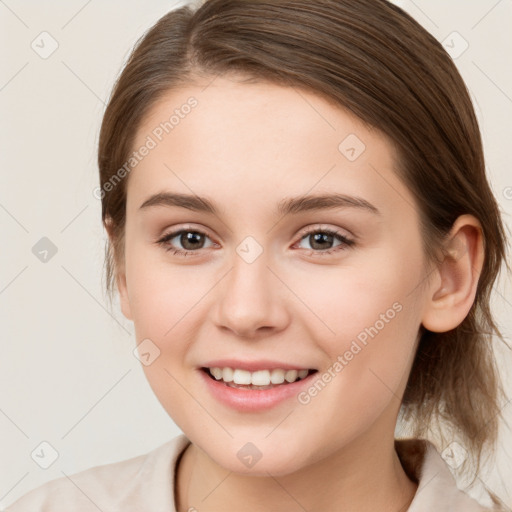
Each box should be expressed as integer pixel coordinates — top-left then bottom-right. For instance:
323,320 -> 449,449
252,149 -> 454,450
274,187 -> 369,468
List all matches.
1,0 -> 511,508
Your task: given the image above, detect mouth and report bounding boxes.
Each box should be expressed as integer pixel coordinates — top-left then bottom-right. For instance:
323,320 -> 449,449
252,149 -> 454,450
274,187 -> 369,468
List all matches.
200,366 -> 318,390
198,364 -> 321,412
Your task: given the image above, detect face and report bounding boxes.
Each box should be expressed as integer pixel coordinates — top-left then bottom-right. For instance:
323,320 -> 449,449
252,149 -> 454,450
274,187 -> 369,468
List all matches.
116,75 -> 431,476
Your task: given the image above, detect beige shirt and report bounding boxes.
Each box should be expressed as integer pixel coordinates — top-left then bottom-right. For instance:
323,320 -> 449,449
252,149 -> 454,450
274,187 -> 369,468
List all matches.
4,434 -> 499,511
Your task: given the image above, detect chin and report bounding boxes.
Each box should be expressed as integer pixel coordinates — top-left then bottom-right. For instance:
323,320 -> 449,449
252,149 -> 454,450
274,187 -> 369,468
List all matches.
208,444 -> 309,477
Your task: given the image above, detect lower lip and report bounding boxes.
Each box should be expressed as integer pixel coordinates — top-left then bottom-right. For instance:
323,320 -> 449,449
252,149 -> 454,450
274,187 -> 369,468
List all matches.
198,369 -> 317,412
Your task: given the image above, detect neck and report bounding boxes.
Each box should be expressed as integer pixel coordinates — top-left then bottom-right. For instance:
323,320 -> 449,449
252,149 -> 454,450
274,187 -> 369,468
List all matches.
175,429 -> 418,512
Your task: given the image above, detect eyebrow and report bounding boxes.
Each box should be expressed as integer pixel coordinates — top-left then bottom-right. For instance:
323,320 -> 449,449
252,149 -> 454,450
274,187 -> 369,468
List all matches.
139,192 -> 381,216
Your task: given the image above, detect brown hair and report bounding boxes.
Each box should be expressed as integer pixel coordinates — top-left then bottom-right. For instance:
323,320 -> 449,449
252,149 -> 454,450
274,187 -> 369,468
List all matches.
97,0 -> 511,502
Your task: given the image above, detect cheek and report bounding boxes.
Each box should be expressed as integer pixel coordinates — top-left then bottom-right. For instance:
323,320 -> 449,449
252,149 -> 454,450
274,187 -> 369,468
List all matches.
124,245 -> 203,428
125,243 -> 203,336
295,244 -> 423,401
291,269 -> 421,450
295,241 -> 422,344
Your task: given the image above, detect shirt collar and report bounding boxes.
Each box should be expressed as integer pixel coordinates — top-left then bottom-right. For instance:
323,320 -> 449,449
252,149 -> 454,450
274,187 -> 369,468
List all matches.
394,438 -> 492,511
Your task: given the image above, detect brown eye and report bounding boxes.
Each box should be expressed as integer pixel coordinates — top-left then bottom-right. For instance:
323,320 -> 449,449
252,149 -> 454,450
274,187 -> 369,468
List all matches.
306,232 -> 336,250
175,231 -> 206,250
296,228 -> 355,256
157,229 -> 215,255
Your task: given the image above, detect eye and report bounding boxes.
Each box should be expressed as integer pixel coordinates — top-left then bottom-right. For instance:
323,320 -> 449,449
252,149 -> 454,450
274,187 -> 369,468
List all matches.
156,225 -> 355,258
156,227 -> 216,256
294,226 -> 355,256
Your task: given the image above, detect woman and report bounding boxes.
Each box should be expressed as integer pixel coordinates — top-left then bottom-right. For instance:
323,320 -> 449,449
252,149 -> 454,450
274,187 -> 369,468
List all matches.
6,0 -> 510,510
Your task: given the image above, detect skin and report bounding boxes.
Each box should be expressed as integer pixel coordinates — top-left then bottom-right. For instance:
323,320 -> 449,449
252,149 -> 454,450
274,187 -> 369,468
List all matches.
110,74 -> 484,512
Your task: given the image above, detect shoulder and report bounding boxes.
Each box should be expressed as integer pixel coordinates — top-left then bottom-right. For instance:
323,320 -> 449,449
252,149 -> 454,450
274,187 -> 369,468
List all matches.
395,438 -> 503,512
3,434 -> 191,512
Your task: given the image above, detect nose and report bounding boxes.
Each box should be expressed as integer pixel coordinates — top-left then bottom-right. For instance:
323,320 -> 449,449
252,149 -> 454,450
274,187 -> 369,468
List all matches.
212,249 -> 290,339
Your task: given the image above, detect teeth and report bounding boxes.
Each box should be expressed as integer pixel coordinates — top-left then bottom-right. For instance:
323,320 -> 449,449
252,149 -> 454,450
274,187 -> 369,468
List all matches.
207,367 -> 311,386
222,367 -> 234,382
270,369 -> 285,384
251,370 -> 271,386
233,369 -> 252,385
285,369 -> 298,383
210,367 -> 223,380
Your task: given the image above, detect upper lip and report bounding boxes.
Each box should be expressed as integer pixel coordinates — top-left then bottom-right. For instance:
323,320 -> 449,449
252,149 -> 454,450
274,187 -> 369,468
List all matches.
200,359 -> 316,372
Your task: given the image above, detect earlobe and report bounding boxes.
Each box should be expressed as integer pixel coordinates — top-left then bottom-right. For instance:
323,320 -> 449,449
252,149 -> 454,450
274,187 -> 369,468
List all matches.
117,269 -> 133,321
105,219 -> 133,321
421,215 -> 484,333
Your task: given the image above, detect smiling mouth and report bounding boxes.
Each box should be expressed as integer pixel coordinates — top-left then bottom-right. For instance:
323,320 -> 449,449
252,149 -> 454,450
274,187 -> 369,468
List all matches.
201,367 -> 318,390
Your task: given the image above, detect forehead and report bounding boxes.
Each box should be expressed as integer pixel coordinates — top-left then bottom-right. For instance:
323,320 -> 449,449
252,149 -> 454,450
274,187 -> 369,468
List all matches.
127,76 -> 412,220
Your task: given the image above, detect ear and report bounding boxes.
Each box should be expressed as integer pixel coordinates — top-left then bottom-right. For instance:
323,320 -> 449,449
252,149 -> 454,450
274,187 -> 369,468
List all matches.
116,265 -> 133,321
105,220 -> 133,321
421,214 -> 484,333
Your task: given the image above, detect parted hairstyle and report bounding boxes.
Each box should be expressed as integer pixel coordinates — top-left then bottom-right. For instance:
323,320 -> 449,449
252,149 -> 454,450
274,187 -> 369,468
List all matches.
97,0 -> 511,503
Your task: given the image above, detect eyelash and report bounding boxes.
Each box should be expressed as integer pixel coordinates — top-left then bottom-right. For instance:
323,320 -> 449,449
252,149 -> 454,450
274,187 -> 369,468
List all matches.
156,225 -> 355,258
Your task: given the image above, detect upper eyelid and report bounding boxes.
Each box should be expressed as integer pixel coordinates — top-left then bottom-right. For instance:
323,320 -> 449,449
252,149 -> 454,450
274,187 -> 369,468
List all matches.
160,225 -> 215,241
296,224 -> 353,240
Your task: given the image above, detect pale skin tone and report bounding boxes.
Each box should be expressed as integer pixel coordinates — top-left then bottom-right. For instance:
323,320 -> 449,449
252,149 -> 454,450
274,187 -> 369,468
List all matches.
108,74 -> 484,512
